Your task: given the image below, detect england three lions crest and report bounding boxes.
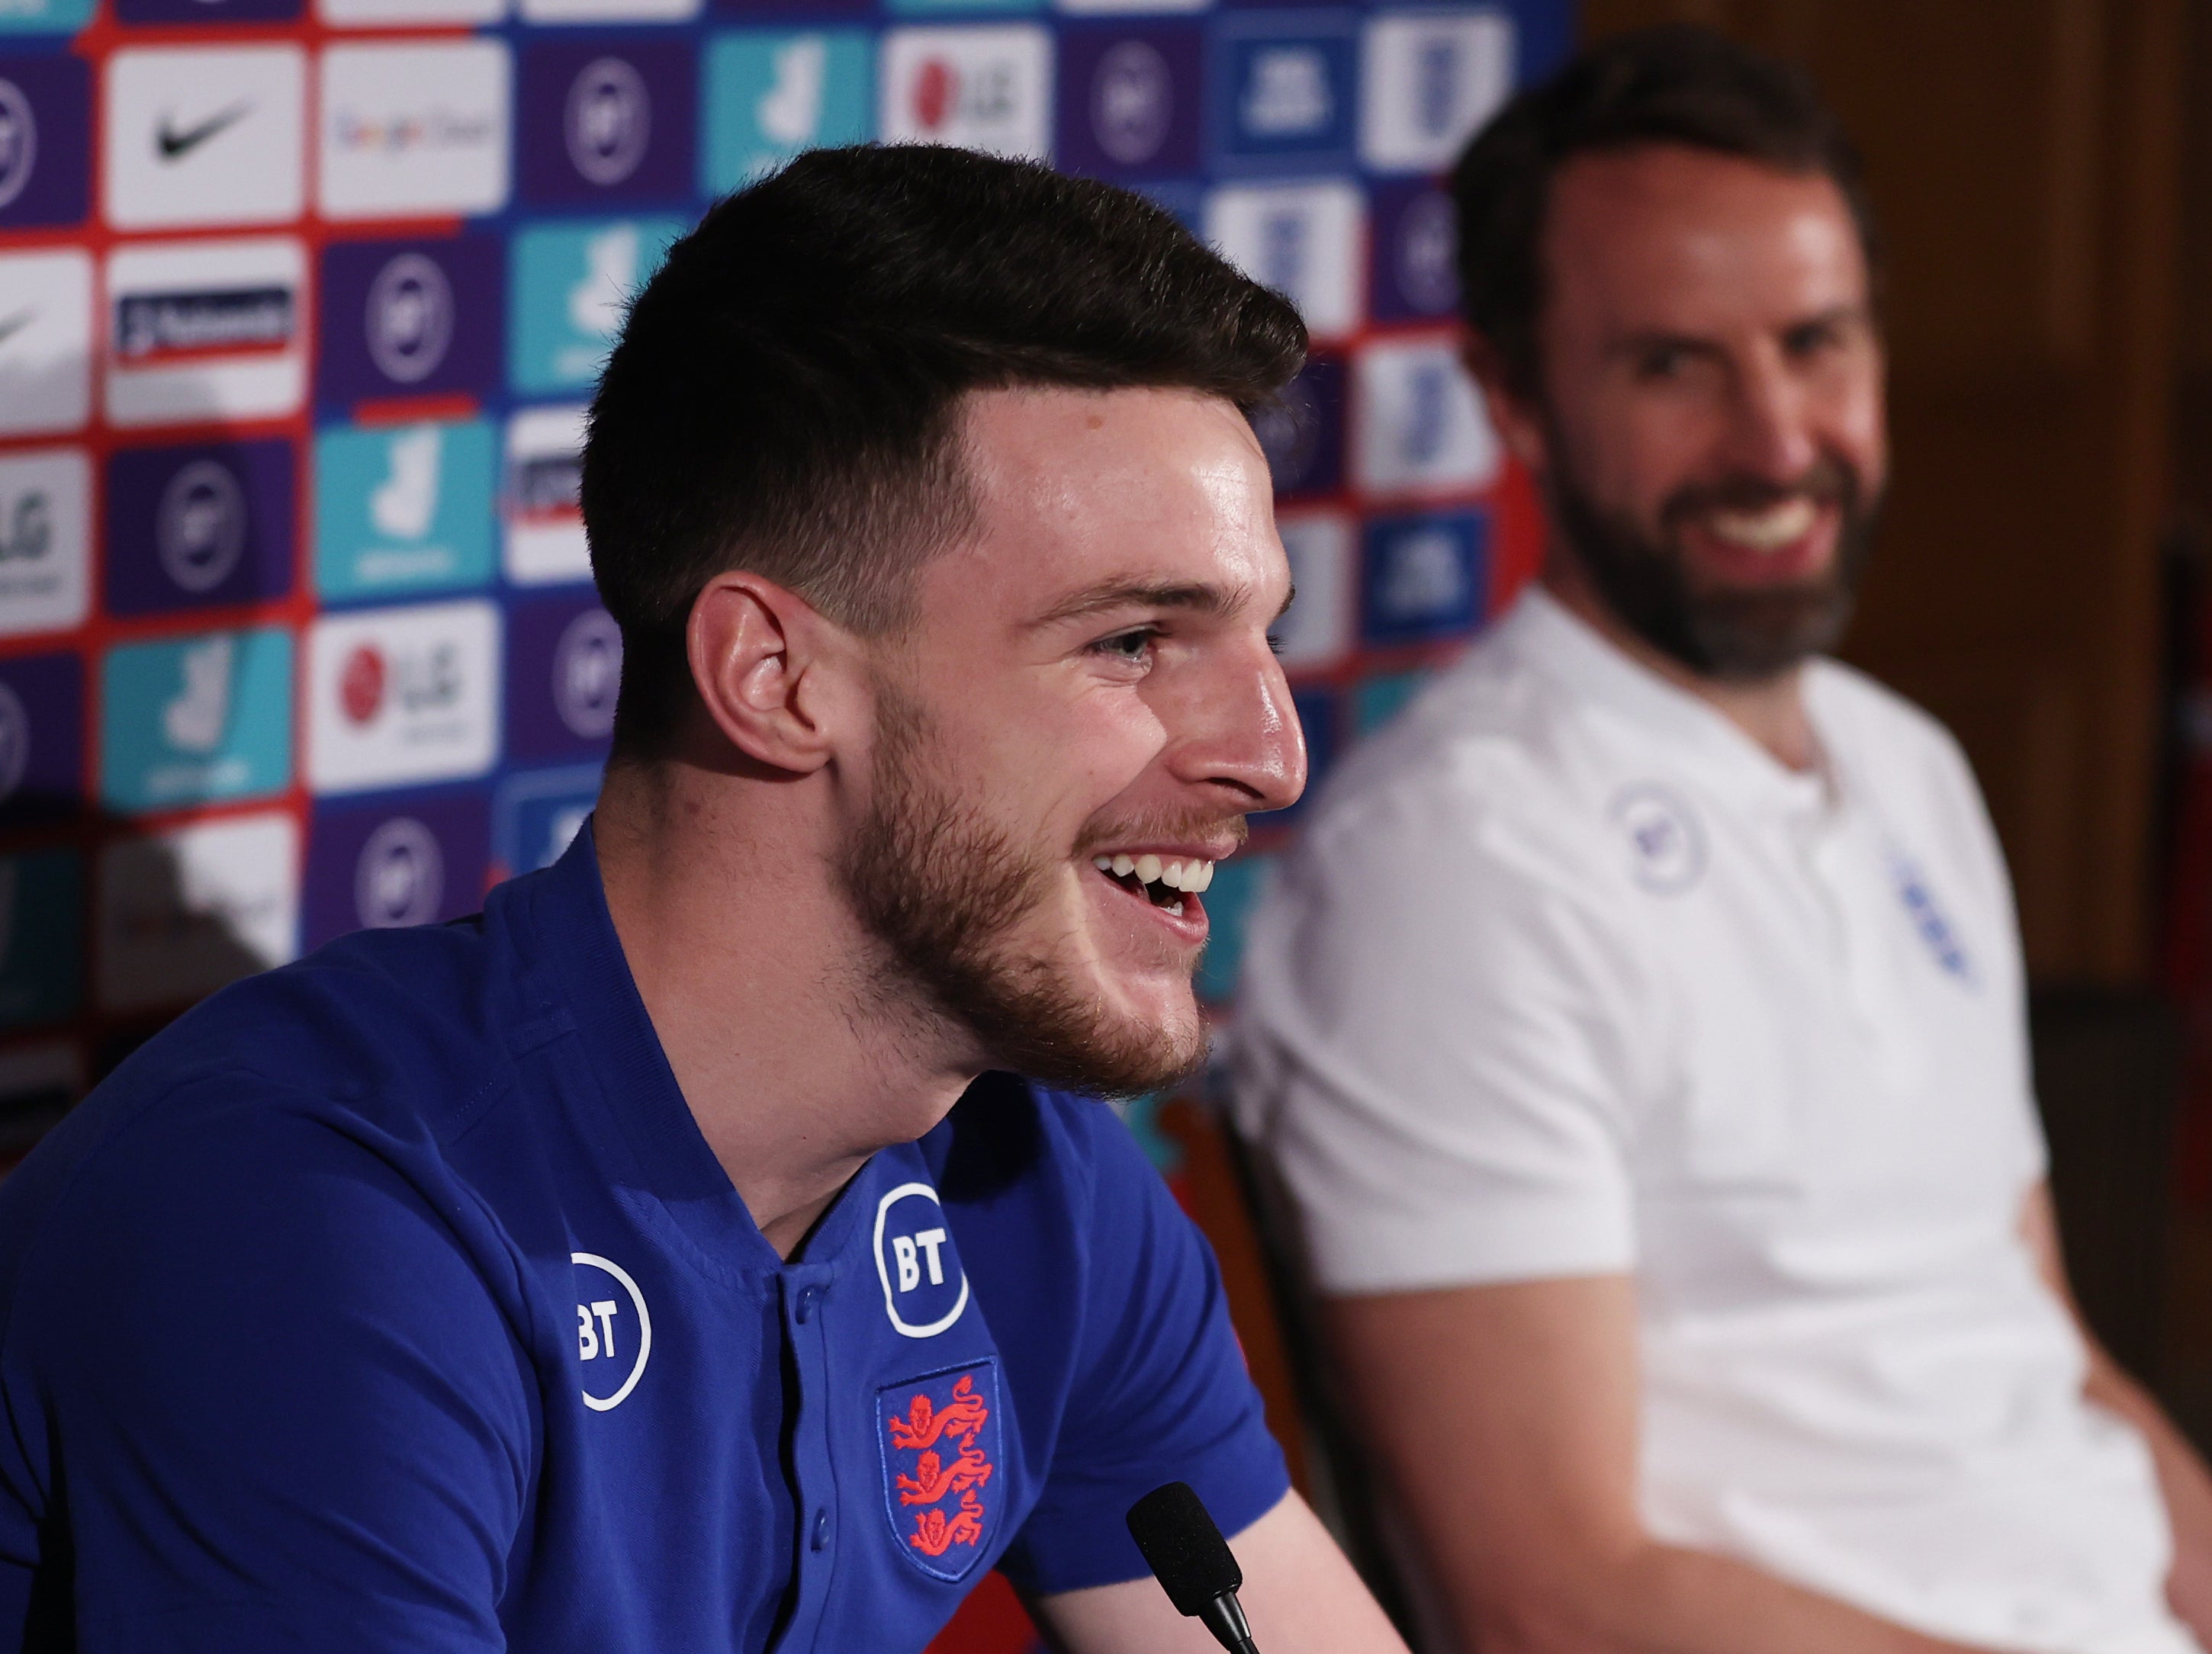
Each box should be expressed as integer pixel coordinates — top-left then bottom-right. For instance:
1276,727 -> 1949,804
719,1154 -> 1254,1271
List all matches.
877,1360 -> 1002,1582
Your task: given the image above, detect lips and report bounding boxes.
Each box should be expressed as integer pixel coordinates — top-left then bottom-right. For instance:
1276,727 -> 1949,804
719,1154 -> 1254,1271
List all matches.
1088,850 -> 1215,924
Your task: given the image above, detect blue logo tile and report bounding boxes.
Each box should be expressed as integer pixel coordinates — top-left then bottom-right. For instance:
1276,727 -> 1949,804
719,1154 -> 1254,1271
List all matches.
1361,508 -> 1488,645
319,236 -> 503,409
700,29 -> 873,194
1253,353 -> 1344,500
1056,22 -> 1202,181
519,38 -> 696,209
0,55 -> 88,230
509,217 -> 684,397
314,419 -> 497,602
493,761 -> 601,874
0,846 -> 79,1031
504,590 -> 621,766
104,438 -> 294,618
302,785 -> 490,951
1207,10 -> 1357,175
0,650 -> 80,825
101,626 -> 294,814
1369,178 -> 1459,323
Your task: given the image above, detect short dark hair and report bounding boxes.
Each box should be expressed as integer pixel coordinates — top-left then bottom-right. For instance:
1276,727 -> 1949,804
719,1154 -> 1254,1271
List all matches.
583,143 -> 1307,760
1451,24 -> 1876,398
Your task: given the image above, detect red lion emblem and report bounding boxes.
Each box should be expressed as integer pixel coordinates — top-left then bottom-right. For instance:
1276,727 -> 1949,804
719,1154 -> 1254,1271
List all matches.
886,1373 -> 991,1453
908,1491 -> 986,1558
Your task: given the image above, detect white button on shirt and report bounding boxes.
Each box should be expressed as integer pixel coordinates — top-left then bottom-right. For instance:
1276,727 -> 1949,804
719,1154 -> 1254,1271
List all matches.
1230,588 -> 2194,1654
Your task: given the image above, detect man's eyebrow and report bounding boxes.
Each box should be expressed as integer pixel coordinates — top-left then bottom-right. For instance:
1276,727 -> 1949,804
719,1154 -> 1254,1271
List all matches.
1029,579 -> 1251,628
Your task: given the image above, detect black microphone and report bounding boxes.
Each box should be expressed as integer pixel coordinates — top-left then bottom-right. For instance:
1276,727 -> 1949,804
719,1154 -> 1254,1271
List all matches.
1126,1482 -> 1262,1654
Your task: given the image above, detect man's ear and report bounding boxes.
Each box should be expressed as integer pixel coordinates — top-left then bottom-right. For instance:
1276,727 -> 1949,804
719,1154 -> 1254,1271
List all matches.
685,571 -> 863,775
1461,330 -> 1549,473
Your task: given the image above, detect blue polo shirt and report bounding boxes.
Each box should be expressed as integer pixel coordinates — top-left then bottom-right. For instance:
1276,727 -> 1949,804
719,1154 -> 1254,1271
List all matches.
0,827 -> 1287,1651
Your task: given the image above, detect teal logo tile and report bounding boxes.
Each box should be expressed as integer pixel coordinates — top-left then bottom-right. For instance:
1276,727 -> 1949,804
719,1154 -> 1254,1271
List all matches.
0,0 -> 95,34
886,0 -> 1040,11
0,847 -> 79,1030
702,30 -> 873,194
101,627 -> 294,814
314,419 -> 497,601
509,217 -> 684,397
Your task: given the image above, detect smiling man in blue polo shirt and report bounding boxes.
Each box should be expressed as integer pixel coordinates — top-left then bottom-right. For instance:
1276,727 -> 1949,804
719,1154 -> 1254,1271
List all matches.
0,146 -> 1408,1654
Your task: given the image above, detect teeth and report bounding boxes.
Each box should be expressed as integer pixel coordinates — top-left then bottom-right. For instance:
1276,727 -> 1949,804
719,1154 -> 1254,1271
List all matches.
1707,496 -> 1817,552
1163,860 -> 1186,890
1093,856 -> 1113,872
1169,901 -> 1185,917
1111,854 -> 1136,878
1193,861 -> 1213,892
1134,854 -> 1163,885
1090,852 -> 1217,895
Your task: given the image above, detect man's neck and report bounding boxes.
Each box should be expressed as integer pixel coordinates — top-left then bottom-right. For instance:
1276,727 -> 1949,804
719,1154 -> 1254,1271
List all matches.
1540,559 -> 1821,774
592,759 -> 979,1260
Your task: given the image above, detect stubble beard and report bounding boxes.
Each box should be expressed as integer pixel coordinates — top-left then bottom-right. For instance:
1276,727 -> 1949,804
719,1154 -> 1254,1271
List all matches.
834,682 -> 1209,1099
1544,423 -> 1882,682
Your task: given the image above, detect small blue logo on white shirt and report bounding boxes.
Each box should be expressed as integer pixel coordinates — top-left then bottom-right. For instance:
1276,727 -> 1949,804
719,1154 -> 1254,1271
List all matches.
1886,849 -> 1977,985
1609,782 -> 1706,894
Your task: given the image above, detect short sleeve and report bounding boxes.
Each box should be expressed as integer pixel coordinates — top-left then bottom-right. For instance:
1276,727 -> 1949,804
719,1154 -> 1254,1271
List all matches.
0,1081 -> 535,1652
995,1106 -> 1289,1598
1230,776 -> 1656,1295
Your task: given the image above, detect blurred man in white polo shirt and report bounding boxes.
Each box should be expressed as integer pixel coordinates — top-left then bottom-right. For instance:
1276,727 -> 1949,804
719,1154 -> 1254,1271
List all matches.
1230,26 -> 2212,1654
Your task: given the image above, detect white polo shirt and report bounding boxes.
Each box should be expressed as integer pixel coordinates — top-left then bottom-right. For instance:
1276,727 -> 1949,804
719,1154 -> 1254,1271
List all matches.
1230,588 -> 2193,1654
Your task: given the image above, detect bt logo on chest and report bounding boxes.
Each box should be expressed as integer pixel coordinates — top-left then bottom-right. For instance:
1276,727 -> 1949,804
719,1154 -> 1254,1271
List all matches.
873,1182 -> 969,1339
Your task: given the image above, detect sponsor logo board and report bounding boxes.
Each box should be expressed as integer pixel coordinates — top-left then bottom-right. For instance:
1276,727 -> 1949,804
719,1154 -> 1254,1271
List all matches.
119,0 -> 300,21
503,404 -> 589,585
105,438 -> 295,616
95,811 -> 299,1013
1353,337 -> 1500,497
506,592 -> 620,763
0,55 -> 89,230
519,0 -> 699,27
101,626 -> 294,814
1204,179 -> 1363,341
1361,506 -> 1487,644
521,39 -> 693,204
0,0 -> 93,34
319,236 -> 502,407
493,762 -> 600,873
1359,10 -> 1513,173
879,25 -> 1052,159
104,46 -> 306,232
700,29 -> 873,192
1249,353 -> 1343,501
1207,11 -> 1356,175
508,216 -> 680,396
0,248 -> 91,438
1370,179 -> 1460,323
1272,510 -> 1355,671
0,447 -> 90,638
0,653 -> 83,824
1055,22 -> 1199,179
318,40 -> 512,222
306,598 -> 500,794
104,237 -> 307,429
316,419 -> 497,601
302,787 -> 488,949
317,0 -> 503,26
0,847 -> 80,1030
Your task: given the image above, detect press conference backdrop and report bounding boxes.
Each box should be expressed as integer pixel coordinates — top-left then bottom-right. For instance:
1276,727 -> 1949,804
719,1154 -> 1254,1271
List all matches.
0,0 -> 1567,1160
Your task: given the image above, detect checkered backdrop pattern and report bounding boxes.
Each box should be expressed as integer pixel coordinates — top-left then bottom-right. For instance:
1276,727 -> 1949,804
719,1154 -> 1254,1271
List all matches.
0,0 -> 1570,1158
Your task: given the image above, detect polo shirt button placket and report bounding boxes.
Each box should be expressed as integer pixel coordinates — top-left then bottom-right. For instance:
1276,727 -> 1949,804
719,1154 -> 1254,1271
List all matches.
780,1270 -> 838,1647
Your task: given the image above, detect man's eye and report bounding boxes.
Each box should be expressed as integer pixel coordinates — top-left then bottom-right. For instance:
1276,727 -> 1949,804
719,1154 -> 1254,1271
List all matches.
1266,633 -> 1287,657
1638,347 -> 1686,381
1092,628 -> 1158,664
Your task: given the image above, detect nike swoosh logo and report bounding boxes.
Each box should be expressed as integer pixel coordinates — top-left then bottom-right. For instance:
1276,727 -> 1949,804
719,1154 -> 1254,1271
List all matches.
156,100 -> 252,161
0,310 -> 33,349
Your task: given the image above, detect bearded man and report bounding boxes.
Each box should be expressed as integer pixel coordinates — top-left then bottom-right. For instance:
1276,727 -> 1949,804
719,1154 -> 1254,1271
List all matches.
1231,27 -> 2212,1654
0,146 -> 1409,1654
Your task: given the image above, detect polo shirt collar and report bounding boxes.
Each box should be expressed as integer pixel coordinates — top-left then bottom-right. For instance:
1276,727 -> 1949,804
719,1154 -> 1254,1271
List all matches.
1501,584 -> 1832,816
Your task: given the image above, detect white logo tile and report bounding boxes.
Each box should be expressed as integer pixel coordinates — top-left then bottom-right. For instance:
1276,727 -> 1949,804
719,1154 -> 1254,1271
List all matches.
502,405 -> 590,586
1204,181 -> 1364,342
318,40 -> 512,222
520,0 -> 697,24
0,447 -> 88,638
1353,336 -> 1500,497
879,26 -> 1053,161
104,237 -> 307,429
306,598 -> 500,794
104,46 -> 306,231
1359,10 -> 1515,174
318,0 -> 505,27
0,249 -> 90,438
1272,510 -> 1355,670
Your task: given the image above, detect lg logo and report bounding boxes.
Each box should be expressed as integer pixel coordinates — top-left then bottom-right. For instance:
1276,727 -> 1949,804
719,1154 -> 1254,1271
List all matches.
571,1251 -> 652,1412
365,252 -> 454,386
873,1182 -> 968,1339
565,58 -> 649,188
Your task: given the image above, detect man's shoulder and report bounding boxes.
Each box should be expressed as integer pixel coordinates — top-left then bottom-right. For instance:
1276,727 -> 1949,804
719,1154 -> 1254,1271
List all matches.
1806,656 -> 1982,796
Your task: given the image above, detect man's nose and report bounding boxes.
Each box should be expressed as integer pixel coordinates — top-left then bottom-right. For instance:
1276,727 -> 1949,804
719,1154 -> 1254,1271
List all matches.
1725,350 -> 1821,483
1175,645 -> 1307,816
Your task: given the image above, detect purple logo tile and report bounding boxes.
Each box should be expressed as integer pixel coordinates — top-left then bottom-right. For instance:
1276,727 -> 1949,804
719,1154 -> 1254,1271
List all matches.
302,787 -> 490,952
1056,23 -> 1201,182
0,56 -> 88,231
0,651 -> 82,825
1371,178 -> 1460,323
319,236 -> 503,409
1253,353 -> 1345,501
115,0 -> 301,21
104,438 -> 294,618
505,590 -> 622,766
519,39 -> 695,207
